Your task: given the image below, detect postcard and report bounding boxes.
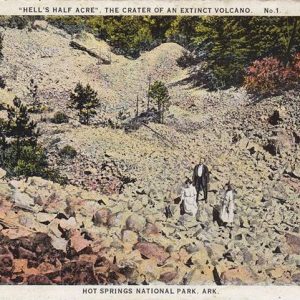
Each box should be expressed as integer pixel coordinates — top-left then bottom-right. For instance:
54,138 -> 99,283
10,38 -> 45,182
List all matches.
0,1 -> 299,299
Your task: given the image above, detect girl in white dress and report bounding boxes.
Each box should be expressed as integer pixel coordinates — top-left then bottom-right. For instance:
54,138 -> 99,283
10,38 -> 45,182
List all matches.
220,183 -> 235,226
180,179 -> 198,217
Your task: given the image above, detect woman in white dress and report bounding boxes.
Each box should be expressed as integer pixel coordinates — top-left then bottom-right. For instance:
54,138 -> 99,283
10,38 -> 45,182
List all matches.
219,183 -> 235,226
180,179 -> 198,217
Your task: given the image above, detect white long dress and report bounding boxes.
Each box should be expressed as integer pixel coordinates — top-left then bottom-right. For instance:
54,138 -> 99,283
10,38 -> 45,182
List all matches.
181,184 -> 198,217
220,190 -> 235,223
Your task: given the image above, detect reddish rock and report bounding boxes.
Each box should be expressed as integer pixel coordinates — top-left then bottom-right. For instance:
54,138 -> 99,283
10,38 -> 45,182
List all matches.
70,230 -> 90,253
134,242 -> 169,265
285,233 -> 300,254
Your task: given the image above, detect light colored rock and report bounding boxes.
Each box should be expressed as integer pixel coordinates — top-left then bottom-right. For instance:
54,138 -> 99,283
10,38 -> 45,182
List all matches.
36,212 -> 57,223
220,266 -> 258,284
0,168 -> 6,179
13,190 -> 35,208
126,214 -> 146,232
0,182 -> 12,199
122,230 -> 138,244
32,20 -> 48,30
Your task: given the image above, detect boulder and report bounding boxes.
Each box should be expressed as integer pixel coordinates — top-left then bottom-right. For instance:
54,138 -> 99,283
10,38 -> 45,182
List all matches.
126,214 -> 146,232
220,266 -> 258,284
13,191 -> 35,208
0,168 -> 6,179
134,242 -> 169,265
285,233 -> 300,254
122,230 -> 138,244
93,208 -> 111,226
32,20 -> 48,30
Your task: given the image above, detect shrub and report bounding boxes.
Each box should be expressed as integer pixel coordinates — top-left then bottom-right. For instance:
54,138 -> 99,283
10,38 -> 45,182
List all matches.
148,81 -> 170,124
8,145 -> 47,177
244,55 -> 300,96
51,112 -> 69,124
8,16 -> 29,29
59,145 -> 77,159
70,83 -> 100,125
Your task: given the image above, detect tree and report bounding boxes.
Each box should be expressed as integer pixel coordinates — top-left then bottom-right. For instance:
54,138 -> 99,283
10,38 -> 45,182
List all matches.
5,97 -> 38,161
70,83 -> 100,125
148,81 -> 170,124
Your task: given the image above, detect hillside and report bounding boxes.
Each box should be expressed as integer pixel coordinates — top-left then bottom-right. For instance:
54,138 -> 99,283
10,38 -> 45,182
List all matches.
0,23 -> 299,285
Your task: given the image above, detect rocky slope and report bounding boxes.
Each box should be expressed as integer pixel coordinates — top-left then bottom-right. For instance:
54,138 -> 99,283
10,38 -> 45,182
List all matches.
0,22 -> 299,285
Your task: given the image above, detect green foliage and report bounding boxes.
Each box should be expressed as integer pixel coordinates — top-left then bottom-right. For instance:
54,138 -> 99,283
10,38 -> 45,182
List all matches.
4,144 -> 47,177
168,16 -> 300,89
148,81 -> 170,124
59,145 -> 77,159
47,16 -> 174,58
5,97 -> 38,159
51,112 -> 69,124
8,16 -> 29,29
0,99 -> 66,183
70,83 -> 100,125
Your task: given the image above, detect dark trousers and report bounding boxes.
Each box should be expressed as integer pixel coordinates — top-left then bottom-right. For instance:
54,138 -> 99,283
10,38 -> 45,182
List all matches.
195,179 -> 208,202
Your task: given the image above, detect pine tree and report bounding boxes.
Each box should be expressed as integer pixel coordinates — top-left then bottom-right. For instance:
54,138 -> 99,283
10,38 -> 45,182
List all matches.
6,97 -> 38,160
148,81 -> 170,124
70,83 -> 100,125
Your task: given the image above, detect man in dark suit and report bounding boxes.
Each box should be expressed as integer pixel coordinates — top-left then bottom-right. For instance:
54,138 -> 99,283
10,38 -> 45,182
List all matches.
192,158 -> 210,202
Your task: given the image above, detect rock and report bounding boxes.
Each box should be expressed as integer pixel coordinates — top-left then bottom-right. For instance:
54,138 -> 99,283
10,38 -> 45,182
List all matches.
126,214 -> 146,232
0,168 -> 6,179
93,208 -> 111,226
291,162 -> 300,178
32,20 -> 48,30
13,191 -> 35,208
28,177 -> 51,188
285,233 -> 300,254
139,257 -> 160,281
266,267 -> 285,279
134,242 -> 169,265
220,266 -> 258,284
122,230 -> 138,244
159,268 -> 178,283
107,212 -> 126,227
61,261 -> 98,284
70,230 -> 90,253
186,265 -> 214,284
36,213 -> 57,223
292,272 -> 300,283
60,217 -> 77,231
49,234 -> 68,252
0,182 -> 12,199
143,223 -> 160,235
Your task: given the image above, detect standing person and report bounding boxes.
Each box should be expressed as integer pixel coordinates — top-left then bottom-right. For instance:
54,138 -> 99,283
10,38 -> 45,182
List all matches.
219,182 -> 235,227
180,178 -> 198,217
192,158 -> 210,202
